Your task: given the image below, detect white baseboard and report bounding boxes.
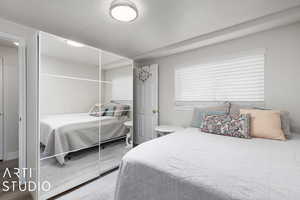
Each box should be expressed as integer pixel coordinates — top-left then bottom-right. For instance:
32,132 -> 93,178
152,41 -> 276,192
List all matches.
6,151 -> 18,160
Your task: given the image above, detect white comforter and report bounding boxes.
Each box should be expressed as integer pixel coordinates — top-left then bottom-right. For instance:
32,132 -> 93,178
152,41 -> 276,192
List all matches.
40,113 -> 127,164
115,128 -> 300,200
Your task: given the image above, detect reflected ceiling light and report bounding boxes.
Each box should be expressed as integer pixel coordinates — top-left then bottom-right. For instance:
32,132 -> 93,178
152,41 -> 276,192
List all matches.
13,42 -> 20,46
66,40 -> 84,47
110,0 -> 138,22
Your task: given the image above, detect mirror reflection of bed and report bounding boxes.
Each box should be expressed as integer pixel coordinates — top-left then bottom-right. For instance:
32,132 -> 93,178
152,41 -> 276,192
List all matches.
38,32 -> 133,199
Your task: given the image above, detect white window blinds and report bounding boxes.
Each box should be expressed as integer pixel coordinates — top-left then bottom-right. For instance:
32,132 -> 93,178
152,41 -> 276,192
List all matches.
175,54 -> 264,102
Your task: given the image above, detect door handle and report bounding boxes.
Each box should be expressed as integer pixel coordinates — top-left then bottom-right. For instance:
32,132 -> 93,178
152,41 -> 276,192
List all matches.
152,109 -> 159,114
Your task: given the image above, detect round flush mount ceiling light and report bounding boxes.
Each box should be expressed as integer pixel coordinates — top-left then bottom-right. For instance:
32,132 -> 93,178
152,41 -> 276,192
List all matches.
66,40 -> 84,47
110,0 -> 138,22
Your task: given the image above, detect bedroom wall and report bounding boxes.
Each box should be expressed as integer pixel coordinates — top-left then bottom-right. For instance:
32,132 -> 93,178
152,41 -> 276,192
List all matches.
102,65 -> 133,119
140,22 -> 300,133
102,65 -> 133,104
40,55 -> 100,115
0,45 -> 19,160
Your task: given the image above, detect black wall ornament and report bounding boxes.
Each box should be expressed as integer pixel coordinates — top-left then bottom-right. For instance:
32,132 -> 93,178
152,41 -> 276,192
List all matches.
136,66 -> 152,82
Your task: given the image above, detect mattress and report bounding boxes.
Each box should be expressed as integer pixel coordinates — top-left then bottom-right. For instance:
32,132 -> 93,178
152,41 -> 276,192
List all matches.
115,128 -> 300,200
40,113 -> 127,164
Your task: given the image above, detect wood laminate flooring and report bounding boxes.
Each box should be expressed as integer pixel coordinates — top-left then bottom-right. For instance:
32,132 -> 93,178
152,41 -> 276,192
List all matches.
0,159 -> 32,200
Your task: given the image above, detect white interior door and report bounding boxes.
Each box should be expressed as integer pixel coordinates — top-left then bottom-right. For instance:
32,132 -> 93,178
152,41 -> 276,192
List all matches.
136,64 -> 158,144
0,57 -> 3,160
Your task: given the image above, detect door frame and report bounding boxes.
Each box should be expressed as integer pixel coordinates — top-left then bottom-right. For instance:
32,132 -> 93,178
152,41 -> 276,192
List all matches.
0,32 -> 27,182
0,56 -> 3,160
135,64 -> 159,144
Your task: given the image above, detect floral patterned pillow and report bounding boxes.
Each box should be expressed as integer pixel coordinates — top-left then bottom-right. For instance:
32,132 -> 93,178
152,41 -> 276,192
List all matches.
200,114 -> 251,139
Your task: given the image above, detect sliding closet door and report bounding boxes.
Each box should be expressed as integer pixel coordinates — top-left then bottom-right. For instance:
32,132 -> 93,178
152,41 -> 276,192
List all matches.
99,52 -> 134,174
38,32 -> 102,199
38,32 -> 134,199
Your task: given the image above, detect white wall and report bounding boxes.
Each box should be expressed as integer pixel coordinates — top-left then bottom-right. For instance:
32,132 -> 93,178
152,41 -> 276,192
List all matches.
102,65 -> 133,120
0,17 -> 39,200
141,22 -> 300,133
40,56 -> 99,115
0,45 -> 19,160
102,65 -> 133,104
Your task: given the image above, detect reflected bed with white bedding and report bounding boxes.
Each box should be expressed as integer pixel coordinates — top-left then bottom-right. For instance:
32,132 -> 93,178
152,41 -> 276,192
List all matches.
115,128 -> 300,200
40,113 -> 128,164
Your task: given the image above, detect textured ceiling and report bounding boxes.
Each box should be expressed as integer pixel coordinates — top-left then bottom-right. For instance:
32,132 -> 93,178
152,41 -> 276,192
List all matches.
0,0 -> 300,58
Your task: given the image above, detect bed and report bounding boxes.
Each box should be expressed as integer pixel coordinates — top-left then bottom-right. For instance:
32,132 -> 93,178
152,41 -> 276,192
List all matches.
115,128 -> 300,200
40,113 -> 128,165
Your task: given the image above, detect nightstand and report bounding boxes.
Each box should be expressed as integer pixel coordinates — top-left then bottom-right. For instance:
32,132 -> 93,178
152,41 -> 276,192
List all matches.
155,125 -> 184,137
124,121 -> 133,148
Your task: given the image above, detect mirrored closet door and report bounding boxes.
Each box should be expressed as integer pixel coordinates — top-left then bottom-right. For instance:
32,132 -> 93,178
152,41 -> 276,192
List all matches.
38,32 -> 102,199
38,32 -> 134,199
99,52 -> 133,174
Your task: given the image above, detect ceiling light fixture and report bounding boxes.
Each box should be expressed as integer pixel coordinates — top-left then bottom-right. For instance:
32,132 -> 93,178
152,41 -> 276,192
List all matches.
66,40 -> 84,47
110,0 -> 138,22
13,42 -> 20,46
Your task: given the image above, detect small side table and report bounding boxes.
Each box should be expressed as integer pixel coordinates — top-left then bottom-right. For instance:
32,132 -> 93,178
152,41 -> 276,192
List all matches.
155,125 -> 184,137
124,121 -> 133,148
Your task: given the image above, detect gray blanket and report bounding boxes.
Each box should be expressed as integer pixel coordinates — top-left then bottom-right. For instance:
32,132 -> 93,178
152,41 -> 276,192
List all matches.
115,128 -> 300,200
40,113 -> 128,164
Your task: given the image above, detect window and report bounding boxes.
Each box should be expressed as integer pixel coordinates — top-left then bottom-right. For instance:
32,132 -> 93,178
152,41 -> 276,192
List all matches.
175,54 -> 264,103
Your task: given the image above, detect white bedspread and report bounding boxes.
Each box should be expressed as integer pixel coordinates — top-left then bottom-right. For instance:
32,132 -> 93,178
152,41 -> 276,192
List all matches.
40,113 -> 127,164
115,128 -> 300,200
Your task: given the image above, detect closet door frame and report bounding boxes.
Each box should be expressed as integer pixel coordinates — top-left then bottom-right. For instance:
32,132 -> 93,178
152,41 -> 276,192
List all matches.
0,56 -> 3,160
0,32 -> 27,183
18,39 -> 27,184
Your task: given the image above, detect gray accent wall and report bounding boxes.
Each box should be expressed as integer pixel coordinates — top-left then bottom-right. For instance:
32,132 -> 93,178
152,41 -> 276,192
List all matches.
140,22 -> 300,133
